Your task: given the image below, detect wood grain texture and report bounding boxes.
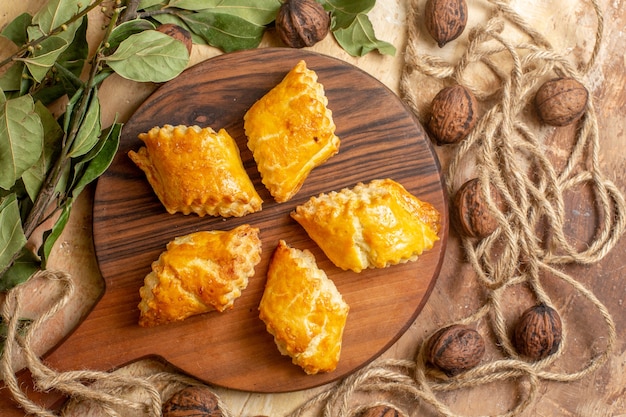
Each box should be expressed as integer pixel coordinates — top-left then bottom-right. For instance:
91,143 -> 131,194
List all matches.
41,48 -> 448,393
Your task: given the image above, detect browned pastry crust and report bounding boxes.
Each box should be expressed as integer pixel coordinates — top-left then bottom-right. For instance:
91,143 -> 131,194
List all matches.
259,240 -> 350,374
291,178 -> 441,272
128,124 -> 262,217
138,224 -> 262,327
243,60 -> 340,203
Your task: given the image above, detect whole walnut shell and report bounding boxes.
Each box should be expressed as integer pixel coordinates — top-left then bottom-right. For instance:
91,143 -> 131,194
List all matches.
535,77 -> 588,126
424,0 -> 468,47
426,324 -> 485,376
276,0 -> 330,48
162,386 -> 223,417
157,23 -> 193,55
454,178 -> 505,239
360,405 -> 401,417
428,84 -> 479,145
514,303 -> 562,361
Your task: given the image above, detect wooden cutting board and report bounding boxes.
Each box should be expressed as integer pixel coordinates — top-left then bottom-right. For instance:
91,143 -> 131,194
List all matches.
42,48 -> 448,393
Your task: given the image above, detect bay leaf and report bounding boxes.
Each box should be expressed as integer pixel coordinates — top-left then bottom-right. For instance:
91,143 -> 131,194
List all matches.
0,248 -> 40,292
0,62 -> 26,93
322,0 -> 376,29
31,0 -> 88,34
0,95 -> 44,190
20,34 -> 69,83
105,31 -> 189,82
180,11 -> 265,52
0,194 -> 27,274
40,199 -> 71,268
107,19 -> 156,52
170,0 -> 280,25
21,101 -> 63,201
68,90 -> 101,158
332,13 -> 396,57
0,12 -> 32,46
139,0 -> 167,9
71,122 -> 121,198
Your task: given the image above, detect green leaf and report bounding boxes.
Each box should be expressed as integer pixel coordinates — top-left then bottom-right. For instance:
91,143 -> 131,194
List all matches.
0,95 -> 44,190
71,122 -> 121,198
105,31 -> 189,82
139,0 -> 166,9
0,194 -> 27,274
32,17 -> 89,105
21,101 -> 63,201
22,28 -> 69,82
180,11 -> 265,52
0,13 -> 32,46
32,0 -> 87,34
68,89 -> 101,158
0,248 -> 40,291
40,200 -> 72,268
106,19 -> 156,53
0,62 -> 26,93
170,0 -> 281,25
332,14 -> 396,57
322,0 -> 376,29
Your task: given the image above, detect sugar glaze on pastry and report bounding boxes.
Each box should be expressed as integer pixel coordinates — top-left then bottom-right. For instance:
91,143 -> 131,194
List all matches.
291,178 -> 441,273
243,60 -> 340,203
128,124 -> 262,217
259,240 -> 349,375
138,224 -> 262,327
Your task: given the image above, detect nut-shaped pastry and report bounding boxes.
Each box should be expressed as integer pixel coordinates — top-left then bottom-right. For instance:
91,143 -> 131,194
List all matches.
428,84 -> 479,145
514,303 -> 562,361
424,0 -> 468,47
454,178 -> 504,239
138,225 -> 262,327
427,324 -> 485,376
128,125 -> 262,217
276,0 -> 330,48
244,60 -> 339,203
162,386 -> 222,417
259,240 -> 349,375
535,77 -> 588,126
291,179 -> 441,272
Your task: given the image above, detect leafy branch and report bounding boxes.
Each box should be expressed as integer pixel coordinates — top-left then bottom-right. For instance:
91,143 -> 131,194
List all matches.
0,0 -> 393,292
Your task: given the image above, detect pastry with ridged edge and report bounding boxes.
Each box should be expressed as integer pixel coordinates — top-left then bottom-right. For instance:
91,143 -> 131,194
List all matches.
259,240 -> 349,375
243,60 -> 340,203
291,178 -> 441,273
129,124 -> 262,217
138,224 -> 262,327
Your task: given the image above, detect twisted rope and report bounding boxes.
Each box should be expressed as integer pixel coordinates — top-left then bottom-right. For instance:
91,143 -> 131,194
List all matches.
0,270 -> 234,417
287,0 -> 624,415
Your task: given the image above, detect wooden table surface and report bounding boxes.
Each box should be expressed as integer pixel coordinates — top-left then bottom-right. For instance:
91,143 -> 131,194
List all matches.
1,0 -> 625,416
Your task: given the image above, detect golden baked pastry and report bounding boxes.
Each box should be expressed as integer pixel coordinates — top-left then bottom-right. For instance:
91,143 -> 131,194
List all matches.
138,224 -> 262,327
259,240 -> 350,375
128,124 -> 262,217
291,178 -> 441,272
243,60 -> 340,203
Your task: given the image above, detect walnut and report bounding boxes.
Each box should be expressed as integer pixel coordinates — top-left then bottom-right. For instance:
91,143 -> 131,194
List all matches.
454,178 -> 505,239
360,405 -> 401,417
162,386 -> 223,417
275,0 -> 330,48
424,0 -> 468,47
426,324 -> 485,376
427,84 -> 479,145
157,23 -> 193,55
514,303 -> 562,361
535,77 -> 588,126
